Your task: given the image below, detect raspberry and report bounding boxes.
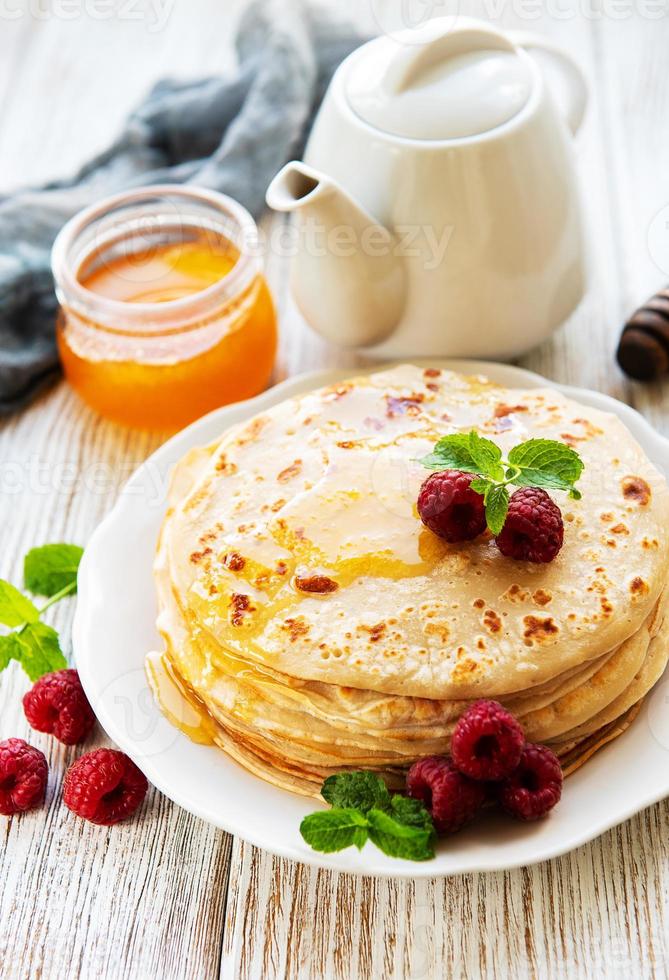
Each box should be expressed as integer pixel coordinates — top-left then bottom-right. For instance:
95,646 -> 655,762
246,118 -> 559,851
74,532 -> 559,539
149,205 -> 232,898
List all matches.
495,487 -> 564,563
498,743 -> 563,821
63,749 -> 148,825
407,755 -> 485,834
417,470 -> 487,543
451,700 -> 525,781
23,669 -> 95,746
0,738 -> 48,816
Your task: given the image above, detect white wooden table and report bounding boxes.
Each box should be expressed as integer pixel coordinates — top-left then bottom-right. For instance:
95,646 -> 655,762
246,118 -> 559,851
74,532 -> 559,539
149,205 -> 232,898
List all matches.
2,2 -> 669,977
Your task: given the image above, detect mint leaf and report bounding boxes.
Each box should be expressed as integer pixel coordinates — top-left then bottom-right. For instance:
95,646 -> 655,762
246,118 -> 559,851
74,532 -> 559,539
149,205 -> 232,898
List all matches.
300,808 -> 369,853
469,479 -> 509,535
470,477 -> 493,496
418,432 -> 503,480
367,808 -> 435,861
389,795 -> 436,836
15,622 -> 67,681
508,439 -> 583,499
418,433 -> 478,472
0,581 -> 39,628
321,771 -> 391,813
24,544 -> 83,597
484,484 -> 510,536
0,633 -> 23,671
467,431 -> 505,481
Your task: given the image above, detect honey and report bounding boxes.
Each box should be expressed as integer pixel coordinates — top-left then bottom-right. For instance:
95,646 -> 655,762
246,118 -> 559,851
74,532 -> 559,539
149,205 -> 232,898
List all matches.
145,651 -> 216,746
80,238 -> 239,304
52,186 -> 277,429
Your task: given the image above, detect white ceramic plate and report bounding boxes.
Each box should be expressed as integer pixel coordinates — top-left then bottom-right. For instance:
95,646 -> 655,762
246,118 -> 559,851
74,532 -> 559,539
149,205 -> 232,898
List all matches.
74,360 -> 669,877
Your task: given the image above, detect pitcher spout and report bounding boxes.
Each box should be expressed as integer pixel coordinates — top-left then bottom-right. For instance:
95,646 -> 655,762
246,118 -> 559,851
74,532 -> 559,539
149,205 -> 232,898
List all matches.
266,162 -> 406,348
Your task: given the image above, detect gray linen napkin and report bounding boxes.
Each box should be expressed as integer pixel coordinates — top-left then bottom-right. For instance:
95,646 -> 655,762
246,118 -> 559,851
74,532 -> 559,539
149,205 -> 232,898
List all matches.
0,0 -> 366,415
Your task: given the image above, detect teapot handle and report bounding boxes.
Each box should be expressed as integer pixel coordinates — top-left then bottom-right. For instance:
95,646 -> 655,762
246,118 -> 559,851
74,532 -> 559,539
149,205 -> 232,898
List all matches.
510,31 -> 588,136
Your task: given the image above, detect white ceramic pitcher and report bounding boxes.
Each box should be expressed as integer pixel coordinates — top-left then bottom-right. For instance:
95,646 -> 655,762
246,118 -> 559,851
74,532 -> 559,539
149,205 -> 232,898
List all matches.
266,18 -> 588,359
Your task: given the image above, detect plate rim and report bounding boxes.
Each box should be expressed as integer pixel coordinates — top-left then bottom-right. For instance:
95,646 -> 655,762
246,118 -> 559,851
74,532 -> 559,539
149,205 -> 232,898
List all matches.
73,359 -> 669,877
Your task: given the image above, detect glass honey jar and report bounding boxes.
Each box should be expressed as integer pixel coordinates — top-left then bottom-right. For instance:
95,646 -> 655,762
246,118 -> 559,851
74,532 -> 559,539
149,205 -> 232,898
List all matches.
51,185 -> 277,430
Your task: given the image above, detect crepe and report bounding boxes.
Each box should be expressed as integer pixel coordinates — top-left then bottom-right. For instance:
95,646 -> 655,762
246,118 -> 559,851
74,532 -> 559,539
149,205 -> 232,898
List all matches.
153,365 -> 669,795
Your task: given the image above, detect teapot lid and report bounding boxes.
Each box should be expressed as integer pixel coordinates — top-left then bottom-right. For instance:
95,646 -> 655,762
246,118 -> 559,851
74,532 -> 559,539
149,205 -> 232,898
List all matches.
345,21 -> 533,141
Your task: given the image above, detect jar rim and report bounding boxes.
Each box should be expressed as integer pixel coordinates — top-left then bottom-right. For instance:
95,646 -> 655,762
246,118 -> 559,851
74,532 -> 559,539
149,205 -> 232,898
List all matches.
51,184 -> 262,330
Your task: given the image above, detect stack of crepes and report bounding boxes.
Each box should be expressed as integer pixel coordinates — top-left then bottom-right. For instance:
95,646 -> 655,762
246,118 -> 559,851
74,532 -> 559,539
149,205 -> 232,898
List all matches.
153,365 -> 669,798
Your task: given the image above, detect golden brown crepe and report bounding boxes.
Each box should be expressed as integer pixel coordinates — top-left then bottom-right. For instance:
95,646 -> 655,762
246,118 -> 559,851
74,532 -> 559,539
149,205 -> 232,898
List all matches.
152,365 -> 669,796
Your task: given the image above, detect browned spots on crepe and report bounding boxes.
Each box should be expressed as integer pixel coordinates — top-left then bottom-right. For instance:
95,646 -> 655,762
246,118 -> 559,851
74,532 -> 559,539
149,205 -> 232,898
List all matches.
473,598 -> 485,610
183,479 -> 214,512
642,537 -> 659,550
622,476 -> 651,505
282,617 -> 310,642
523,615 -> 559,644
360,623 -> 386,643
276,561 -> 288,575
451,656 -> 482,683
630,577 -> 649,599
483,609 -> 502,634
215,453 -> 238,476
476,637 -> 487,651
385,393 -> 425,417
424,368 -> 441,378
277,459 -> 302,483
611,523 -> 629,535
230,593 -> 254,626
572,417 -> 604,438
600,597 -> 614,615
190,546 -> 212,565
223,551 -> 246,572
600,512 -> 614,523
494,403 -> 528,418
294,573 -> 339,595
323,382 -> 352,401
423,621 -> 450,642
502,584 -> 529,604
199,523 -> 224,545
426,383 -> 440,392
532,589 -> 552,606
236,415 -> 269,447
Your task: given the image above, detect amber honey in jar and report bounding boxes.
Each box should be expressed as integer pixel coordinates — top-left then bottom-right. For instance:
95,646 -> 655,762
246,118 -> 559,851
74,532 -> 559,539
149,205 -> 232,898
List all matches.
51,185 -> 277,429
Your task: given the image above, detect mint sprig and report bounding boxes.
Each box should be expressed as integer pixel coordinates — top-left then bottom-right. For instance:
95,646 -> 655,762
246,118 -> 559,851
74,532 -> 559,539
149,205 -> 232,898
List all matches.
0,543 -> 83,681
300,772 -> 436,862
418,432 -> 584,535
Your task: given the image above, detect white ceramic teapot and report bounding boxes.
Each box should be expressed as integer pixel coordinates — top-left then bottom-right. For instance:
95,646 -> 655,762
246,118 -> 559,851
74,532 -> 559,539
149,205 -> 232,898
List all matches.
266,18 -> 588,359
